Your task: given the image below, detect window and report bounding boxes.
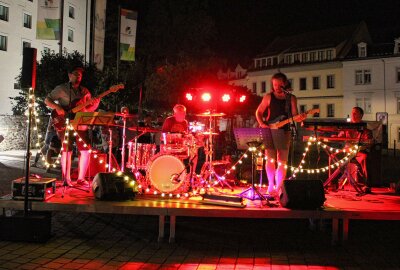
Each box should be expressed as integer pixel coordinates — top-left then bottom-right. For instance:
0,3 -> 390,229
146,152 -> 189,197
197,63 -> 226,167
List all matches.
284,54 -> 292,64
288,79 -> 294,89
0,5 -> 9,21
310,52 -> 316,62
22,41 -> 31,53
68,29 -> 74,42
23,41 -> 31,48
312,76 -> 320,90
261,81 -> 266,93
299,105 -> 307,113
267,58 -> 272,66
397,97 -> 400,114
358,42 -> 367,57
299,78 -> 307,90
318,51 -> 325,61
69,6 -> 75,19
355,97 -> 372,114
252,82 -> 257,93
327,75 -> 335,88
294,53 -> 300,63
273,57 -> 278,65
312,105 -> 320,117
261,58 -> 266,67
326,49 -> 334,60
0,35 -> 7,51
255,59 -> 261,68
327,104 -> 335,117
301,53 -> 308,62
398,127 -> 400,141
396,67 -> 400,83
355,69 -> 371,85
23,13 -> 32,28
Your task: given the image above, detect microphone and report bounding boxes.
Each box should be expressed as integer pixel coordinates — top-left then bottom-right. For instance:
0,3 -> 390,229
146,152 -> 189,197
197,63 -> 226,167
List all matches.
280,85 -> 293,94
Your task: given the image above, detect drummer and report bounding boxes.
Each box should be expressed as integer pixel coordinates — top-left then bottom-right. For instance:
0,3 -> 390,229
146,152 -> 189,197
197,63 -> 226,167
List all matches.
161,104 -> 188,133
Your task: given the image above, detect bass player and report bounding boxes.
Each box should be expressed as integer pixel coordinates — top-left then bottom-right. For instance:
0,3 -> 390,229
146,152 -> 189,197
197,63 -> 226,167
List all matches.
45,66 -> 100,187
255,72 -> 306,196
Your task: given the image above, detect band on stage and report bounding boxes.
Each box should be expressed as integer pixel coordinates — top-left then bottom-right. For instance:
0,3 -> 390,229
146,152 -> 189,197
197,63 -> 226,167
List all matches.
41,69 -> 376,197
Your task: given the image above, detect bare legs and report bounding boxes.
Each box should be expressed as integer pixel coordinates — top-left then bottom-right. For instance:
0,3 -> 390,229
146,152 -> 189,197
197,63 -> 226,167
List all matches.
61,150 -> 90,183
265,149 -> 289,194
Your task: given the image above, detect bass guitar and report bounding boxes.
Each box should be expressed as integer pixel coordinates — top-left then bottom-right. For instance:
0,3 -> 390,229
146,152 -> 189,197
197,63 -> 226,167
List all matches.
51,83 -> 124,131
267,108 -> 320,129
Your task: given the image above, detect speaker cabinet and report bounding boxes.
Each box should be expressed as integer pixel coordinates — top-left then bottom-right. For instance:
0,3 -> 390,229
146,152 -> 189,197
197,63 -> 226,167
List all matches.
279,180 -> 326,209
92,172 -> 137,201
0,211 -> 51,242
21,47 -> 37,89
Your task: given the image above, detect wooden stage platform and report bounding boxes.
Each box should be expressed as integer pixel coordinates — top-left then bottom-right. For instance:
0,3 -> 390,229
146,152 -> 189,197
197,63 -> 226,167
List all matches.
1,182 -> 400,245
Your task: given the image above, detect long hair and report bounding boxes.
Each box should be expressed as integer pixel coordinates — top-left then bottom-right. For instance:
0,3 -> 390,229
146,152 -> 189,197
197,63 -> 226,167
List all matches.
270,72 -> 288,92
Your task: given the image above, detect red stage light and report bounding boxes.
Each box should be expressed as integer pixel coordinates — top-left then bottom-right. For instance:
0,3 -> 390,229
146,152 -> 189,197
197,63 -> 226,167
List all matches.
222,94 -> 231,102
239,95 -> 246,103
201,93 -> 211,102
186,93 -> 193,101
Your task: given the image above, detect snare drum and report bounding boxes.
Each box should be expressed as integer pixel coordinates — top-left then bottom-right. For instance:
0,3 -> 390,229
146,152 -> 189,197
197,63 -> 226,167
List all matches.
127,142 -> 156,169
147,154 -> 187,193
161,133 -> 189,158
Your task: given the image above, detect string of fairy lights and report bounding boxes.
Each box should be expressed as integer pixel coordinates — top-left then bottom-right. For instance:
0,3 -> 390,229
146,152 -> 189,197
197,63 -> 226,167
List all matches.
28,91 -> 361,199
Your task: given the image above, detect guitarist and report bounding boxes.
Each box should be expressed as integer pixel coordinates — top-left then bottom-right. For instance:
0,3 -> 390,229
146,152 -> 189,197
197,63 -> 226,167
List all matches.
255,72 -> 306,196
45,66 -> 100,187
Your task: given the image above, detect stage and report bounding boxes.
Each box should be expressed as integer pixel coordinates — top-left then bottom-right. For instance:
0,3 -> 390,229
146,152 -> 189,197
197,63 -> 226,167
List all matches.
1,181 -> 399,245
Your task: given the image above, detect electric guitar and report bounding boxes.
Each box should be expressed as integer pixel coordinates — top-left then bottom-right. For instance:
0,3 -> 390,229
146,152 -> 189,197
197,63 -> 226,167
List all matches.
51,84 -> 124,131
267,108 -> 320,129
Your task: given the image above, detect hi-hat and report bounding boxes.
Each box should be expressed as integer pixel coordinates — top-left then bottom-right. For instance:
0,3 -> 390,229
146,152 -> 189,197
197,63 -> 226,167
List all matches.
115,113 -> 138,118
128,126 -> 161,133
196,111 -> 226,117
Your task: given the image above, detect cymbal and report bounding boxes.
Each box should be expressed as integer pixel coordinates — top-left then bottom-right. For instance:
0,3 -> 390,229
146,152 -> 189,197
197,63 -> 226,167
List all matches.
201,131 -> 219,136
128,126 -> 161,133
196,111 -> 226,117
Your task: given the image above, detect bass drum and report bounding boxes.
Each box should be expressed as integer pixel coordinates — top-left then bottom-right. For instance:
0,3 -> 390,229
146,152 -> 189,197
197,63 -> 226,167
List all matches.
147,154 -> 187,193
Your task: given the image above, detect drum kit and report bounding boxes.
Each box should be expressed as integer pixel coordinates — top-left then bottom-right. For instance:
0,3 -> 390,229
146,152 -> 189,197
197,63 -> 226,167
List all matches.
122,110 -> 229,195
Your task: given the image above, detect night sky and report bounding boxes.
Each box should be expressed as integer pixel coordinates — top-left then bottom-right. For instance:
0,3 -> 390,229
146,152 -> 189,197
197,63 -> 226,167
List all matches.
114,0 -> 400,63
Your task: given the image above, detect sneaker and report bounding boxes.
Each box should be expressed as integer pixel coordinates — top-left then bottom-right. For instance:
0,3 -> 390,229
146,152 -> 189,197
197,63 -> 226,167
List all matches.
76,179 -> 89,187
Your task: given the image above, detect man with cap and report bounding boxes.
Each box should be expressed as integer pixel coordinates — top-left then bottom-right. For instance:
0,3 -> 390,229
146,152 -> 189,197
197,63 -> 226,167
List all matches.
45,66 -> 100,187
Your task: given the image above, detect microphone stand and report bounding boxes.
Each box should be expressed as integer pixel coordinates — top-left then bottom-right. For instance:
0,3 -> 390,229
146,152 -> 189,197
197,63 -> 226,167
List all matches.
283,90 -> 298,179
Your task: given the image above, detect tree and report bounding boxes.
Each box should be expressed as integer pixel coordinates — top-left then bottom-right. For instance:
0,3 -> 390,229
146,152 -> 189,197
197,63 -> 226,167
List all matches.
11,51 -> 108,115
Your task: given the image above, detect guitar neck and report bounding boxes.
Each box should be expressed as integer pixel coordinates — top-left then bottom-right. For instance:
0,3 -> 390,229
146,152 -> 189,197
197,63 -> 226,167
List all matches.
71,88 -> 113,113
276,115 -> 302,128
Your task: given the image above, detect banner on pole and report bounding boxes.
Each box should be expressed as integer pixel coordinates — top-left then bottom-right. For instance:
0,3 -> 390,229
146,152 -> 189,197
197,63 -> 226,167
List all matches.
93,0 -> 107,70
119,9 -> 137,61
36,0 -> 61,40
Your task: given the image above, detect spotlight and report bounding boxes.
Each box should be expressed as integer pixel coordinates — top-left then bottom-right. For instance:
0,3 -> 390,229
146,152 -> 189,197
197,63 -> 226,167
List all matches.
185,93 -> 193,101
201,92 -> 211,102
222,94 -> 231,102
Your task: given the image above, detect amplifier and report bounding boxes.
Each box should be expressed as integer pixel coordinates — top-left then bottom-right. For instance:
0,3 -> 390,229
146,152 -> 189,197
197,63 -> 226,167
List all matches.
12,177 -> 56,201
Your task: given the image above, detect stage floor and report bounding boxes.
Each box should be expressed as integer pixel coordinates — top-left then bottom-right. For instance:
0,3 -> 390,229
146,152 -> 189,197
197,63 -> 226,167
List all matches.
1,180 -> 400,244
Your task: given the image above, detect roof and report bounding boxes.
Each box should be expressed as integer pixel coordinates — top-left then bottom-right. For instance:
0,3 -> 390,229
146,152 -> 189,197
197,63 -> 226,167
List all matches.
257,22 -> 371,58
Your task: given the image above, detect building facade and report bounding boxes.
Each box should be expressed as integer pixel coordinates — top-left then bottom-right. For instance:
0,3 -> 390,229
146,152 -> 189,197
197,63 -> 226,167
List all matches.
0,0 -> 92,114
343,38 -> 400,148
